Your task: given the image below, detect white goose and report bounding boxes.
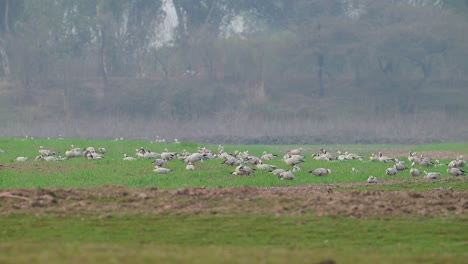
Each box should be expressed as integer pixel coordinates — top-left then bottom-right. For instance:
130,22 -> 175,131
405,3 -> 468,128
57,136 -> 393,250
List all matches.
261,151 -> 277,160
186,162 -> 195,171
256,161 -> 276,171
309,168 -> 331,176
367,176 -> 378,183
423,171 -> 440,179
279,170 -> 295,180
270,168 -> 286,177
447,167 -> 465,176
385,167 -> 398,176
123,154 -> 135,161
153,166 -> 171,174
410,162 -> 420,177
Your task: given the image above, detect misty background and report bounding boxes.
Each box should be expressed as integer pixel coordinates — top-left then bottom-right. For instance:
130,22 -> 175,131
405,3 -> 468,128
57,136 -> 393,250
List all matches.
0,0 -> 467,144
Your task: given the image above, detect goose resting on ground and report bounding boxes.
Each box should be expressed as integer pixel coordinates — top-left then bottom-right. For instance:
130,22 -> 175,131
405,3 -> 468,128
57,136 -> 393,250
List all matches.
423,171 -> 440,179
279,170 -> 295,180
309,168 -> 331,176
367,176 -> 378,183
447,167 -> 465,176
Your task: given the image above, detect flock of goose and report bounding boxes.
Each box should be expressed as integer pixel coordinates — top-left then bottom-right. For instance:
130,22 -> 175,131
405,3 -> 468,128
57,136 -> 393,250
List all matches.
5,143 -> 466,183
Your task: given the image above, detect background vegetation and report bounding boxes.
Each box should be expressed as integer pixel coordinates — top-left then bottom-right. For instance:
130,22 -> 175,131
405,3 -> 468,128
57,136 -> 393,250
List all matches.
0,0 -> 467,143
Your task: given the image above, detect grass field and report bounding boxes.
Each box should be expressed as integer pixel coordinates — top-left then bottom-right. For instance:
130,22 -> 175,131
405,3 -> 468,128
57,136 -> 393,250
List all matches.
0,138 -> 467,263
0,138 -> 466,189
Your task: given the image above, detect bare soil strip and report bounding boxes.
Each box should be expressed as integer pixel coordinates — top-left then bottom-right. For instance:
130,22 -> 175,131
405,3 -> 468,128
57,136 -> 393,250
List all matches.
1,178 -> 467,219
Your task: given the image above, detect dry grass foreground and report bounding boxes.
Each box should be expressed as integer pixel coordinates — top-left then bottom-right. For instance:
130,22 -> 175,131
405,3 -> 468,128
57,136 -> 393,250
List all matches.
1,178 -> 467,219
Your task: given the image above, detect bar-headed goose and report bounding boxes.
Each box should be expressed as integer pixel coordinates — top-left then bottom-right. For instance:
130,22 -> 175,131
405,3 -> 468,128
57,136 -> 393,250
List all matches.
309,168 -> 331,176
367,176 -> 378,183
279,170 -> 295,180
423,171 -> 440,179
410,162 -> 420,177
447,167 -> 465,176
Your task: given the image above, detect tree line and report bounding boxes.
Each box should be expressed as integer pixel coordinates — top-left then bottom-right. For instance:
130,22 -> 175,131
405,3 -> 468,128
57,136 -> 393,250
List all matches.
0,0 -> 467,142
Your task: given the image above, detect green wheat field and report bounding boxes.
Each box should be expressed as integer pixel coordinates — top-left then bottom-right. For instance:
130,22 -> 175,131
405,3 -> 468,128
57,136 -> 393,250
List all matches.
0,138 -> 467,264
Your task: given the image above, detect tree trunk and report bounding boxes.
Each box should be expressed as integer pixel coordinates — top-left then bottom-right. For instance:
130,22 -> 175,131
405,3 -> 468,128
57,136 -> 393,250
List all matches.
0,39 -> 11,76
96,2 -> 108,97
318,54 -> 324,97
0,0 -> 11,77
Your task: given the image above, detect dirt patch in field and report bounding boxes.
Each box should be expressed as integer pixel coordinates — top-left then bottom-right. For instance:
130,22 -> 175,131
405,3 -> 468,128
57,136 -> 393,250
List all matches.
0,178 -> 467,219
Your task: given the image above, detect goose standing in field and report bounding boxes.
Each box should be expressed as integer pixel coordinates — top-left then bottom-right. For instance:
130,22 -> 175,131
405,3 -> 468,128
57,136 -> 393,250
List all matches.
423,171 -> 440,179
447,167 -> 465,177
351,167 -> 359,173
385,167 -> 398,176
35,155 -> 44,161
408,151 -> 420,164
367,176 -> 378,183
309,168 -> 331,176
279,170 -> 295,180
98,147 -> 107,154
410,162 -> 420,177
153,165 -> 171,174
16,156 -> 28,162
123,154 -> 135,161
186,162 -> 195,171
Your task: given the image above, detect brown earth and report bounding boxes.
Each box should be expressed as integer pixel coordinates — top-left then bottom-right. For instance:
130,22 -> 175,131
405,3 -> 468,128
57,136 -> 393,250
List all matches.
0,178 -> 467,219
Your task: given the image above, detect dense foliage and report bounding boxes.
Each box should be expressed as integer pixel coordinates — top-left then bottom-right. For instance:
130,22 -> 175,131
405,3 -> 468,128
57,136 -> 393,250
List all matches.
0,0 -> 467,143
